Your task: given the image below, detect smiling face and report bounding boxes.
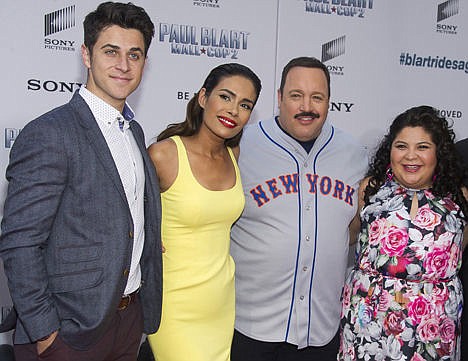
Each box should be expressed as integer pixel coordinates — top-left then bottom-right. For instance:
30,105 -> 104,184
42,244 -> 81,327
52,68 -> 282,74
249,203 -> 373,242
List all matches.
198,75 -> 257,141
277,66 -> 329,142
81,25 -> 146,112
390,126 -> 437,189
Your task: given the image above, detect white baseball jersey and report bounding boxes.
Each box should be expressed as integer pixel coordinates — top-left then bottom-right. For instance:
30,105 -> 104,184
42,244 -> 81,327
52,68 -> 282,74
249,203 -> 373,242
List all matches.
230,117 -> 368,348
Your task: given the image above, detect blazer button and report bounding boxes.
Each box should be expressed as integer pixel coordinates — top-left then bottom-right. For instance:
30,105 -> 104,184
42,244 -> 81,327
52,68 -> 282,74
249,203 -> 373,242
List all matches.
123,269 -> 129,276
129,231 -> 133,239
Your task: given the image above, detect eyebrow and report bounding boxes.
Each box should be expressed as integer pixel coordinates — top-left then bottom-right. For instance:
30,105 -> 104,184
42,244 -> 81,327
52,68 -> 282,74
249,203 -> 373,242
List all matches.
394,140 -> 433,145
100,44 -> 144,54
289,89 -> 327,96
219,88 -> 255,105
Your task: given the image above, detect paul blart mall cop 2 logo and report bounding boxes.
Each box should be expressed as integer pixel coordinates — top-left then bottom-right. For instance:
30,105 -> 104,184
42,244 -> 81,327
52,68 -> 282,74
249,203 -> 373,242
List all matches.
304,0 -> 374,17
158,23 -> 249,59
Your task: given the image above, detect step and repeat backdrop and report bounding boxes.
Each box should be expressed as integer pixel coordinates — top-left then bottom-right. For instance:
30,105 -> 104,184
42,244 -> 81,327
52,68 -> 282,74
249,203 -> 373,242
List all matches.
0,0 -> 467,342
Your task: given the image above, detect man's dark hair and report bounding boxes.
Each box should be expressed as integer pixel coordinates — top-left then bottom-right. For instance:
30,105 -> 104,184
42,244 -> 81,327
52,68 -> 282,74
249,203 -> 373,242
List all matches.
83,2 -> 155,56
279,57 -> 331,98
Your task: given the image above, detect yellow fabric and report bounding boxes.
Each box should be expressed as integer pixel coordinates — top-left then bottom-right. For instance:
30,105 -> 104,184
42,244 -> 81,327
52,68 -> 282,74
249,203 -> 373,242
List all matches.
148,136 -> 245,361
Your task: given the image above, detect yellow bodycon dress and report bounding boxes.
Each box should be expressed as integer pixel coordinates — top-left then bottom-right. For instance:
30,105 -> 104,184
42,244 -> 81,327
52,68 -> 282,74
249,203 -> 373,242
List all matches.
148,136 -> 245,361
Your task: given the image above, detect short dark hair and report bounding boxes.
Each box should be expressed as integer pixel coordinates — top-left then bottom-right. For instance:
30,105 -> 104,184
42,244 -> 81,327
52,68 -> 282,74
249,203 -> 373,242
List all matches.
279,57 -> 331,98
83,2 -> 155,56
157,63 -> 262,148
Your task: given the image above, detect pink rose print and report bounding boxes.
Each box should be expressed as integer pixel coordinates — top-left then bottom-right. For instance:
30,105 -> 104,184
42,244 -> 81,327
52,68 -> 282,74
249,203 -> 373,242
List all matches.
380,226 -> 408,257
437,341 -> 454,357
368,218 -> 387,245
439,316 -> 456,343
437,231 -> 455,249
384,310 -> 405,335
407,296 -> 430,325
377,290 -> 392,312
448,243 -> 461,276
412,205 -> 441,231
353,277 -> 371,295
432,285 -> 448,304
386,256 -> 412,276
410,352 -> 426,361
423,248 -> 450,279
342,284 -> 351,311
417,317 -> 440,342
441,197 -> 459,213
410,353 -> 426,361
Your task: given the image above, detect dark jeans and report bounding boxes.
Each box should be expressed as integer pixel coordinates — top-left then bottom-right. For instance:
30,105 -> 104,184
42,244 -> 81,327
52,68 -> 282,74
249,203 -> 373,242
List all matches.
231,329 -> 340,361
14,295 -> 143,361
137,339 -> 154,361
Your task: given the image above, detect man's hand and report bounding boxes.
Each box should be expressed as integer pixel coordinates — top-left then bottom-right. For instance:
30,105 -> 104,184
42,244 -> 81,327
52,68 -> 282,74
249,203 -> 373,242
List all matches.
37,330 -> 58,355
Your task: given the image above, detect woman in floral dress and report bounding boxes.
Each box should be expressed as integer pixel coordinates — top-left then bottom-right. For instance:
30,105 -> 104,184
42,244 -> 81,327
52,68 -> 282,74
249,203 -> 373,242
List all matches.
338,106 -> 468,361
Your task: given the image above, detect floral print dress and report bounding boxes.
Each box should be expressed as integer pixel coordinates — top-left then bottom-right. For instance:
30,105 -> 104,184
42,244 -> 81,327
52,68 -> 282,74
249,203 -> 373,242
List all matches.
338,180 -> 465,361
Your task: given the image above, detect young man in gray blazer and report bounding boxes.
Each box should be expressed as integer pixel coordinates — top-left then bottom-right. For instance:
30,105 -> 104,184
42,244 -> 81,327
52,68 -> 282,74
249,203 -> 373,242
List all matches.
0,2 -> 162,360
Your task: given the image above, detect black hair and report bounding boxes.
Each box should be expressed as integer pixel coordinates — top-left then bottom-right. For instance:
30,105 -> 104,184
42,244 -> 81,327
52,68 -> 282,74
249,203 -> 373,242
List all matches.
365,105 -> 468,219
157,63 -> 262,148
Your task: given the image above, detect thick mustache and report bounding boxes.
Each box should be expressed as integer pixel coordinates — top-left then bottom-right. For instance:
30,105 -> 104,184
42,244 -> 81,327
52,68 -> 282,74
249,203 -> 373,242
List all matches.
294,112 -> 320,119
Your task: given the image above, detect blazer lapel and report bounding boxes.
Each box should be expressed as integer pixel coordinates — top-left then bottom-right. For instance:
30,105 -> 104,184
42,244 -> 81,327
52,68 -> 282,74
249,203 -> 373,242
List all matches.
129,122 -> 152,175
69,92 -> 129,208
129,121 -> 161,231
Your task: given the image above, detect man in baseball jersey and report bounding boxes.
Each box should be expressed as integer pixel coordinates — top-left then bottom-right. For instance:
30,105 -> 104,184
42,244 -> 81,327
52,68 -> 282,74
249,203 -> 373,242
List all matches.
230,56 -> 368,361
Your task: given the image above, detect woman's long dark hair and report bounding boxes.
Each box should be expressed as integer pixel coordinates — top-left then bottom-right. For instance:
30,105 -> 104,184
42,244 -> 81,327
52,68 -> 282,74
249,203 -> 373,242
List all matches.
157,63 -> 262,147
365,105 -> 468,219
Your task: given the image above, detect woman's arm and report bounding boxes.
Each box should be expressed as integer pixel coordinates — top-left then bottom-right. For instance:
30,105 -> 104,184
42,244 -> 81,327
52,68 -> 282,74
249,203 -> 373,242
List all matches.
348,177 -> 369,245
147,138 -> 178,193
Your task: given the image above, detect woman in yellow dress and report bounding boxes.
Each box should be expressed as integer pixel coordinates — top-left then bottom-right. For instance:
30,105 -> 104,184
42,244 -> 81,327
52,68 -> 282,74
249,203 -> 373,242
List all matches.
147,63 -> 262,361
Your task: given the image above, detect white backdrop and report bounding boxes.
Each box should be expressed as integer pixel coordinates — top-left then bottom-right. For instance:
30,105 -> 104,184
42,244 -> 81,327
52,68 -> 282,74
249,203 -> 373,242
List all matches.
0,0 -> 467,342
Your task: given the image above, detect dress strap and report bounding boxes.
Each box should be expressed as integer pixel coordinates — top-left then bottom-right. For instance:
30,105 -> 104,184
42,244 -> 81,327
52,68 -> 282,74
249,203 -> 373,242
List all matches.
170,135 -> 190,172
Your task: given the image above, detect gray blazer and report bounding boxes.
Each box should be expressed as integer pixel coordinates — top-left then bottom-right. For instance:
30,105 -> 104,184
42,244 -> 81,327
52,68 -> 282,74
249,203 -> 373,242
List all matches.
0,91 -> 162,350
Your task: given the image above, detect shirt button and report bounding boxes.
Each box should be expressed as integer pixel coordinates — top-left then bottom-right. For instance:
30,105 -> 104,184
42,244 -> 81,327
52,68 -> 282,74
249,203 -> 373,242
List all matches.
306,205 -> 311,211
304,162 -> 308,167
303,266 -> 308,272
305,236 -> 310,242
300,295 -> 304,300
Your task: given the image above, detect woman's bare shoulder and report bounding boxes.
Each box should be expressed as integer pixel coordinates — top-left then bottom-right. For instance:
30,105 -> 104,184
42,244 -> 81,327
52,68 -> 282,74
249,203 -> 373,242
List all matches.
148,138 -> 178,191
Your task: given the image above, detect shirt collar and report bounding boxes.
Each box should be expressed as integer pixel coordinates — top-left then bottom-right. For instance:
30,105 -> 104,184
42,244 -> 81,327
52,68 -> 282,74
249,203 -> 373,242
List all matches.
274,116 -> 316,153
79,86 -> 135,130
